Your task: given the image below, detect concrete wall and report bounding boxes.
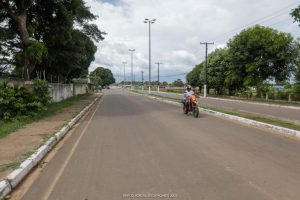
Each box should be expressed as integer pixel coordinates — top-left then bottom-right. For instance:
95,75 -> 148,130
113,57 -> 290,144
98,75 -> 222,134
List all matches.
49,84 -> 87,102
74,84 -> 87,96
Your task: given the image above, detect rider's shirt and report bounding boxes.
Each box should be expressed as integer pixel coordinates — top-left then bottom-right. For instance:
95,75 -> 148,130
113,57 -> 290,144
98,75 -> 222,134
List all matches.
183,90 -> 194,100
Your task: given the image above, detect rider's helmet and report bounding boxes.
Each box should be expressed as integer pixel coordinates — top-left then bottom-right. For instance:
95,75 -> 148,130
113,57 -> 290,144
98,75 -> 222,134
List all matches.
186,85 -> 192,92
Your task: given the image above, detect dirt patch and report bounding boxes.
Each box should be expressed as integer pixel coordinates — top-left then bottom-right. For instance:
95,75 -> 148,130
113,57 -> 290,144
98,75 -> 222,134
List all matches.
0,94 -> 100,179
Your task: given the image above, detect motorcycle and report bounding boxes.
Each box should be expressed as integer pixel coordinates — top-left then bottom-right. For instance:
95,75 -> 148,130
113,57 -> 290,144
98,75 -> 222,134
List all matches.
182,95 -> 199,118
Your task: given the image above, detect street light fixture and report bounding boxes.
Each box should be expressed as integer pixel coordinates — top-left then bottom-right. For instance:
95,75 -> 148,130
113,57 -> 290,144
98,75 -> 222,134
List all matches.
144,18 -> 156,94
129,49 -> 135,88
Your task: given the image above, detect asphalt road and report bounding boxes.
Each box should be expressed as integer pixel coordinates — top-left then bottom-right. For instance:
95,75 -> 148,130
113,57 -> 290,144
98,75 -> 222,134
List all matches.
22,89 -> 300,200
141,90 -> 300,124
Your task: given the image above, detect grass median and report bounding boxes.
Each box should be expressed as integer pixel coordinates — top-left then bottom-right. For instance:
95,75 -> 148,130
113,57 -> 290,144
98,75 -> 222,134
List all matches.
131,90 -> 300,132
0,94 -> 92,140
134,88 -> 300,107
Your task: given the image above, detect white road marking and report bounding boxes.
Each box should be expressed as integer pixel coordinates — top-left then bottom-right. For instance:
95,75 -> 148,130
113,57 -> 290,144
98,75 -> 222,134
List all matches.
43,96 -> 104,200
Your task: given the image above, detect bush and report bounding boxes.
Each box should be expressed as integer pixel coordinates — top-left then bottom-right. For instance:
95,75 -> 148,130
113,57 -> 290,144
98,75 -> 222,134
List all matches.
274,90 -> 289,100
0,81 -> 44,120
33,79 -> 50,105
293,84 -> 300,100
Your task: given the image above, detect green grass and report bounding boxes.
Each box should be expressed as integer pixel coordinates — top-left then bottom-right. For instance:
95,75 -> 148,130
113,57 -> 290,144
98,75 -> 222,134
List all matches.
0,94 -> 92,140
135,88 -> 300,107
200,104 -> 300,131
0,162 -> 20,172
0,149 -> 36,172
206,95 -> 300,107
40,133 -> 53,142
130,90 -> 300,132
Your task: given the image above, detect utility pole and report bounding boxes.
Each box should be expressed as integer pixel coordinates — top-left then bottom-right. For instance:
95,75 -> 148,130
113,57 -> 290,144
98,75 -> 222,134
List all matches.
122,61 -> 127,88
141,71 -> 144,91
129,49 -> 135,89
155,62 -> 163,93
200,42 -> 214,97
144,18 -> 156,94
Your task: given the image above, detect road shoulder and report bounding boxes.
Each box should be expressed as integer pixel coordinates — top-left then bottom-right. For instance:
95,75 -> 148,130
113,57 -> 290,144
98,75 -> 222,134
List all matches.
0,94 -> 100,180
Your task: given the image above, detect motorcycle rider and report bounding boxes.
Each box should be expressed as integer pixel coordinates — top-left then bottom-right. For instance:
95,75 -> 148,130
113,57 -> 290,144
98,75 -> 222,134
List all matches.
183,85 -> 194,107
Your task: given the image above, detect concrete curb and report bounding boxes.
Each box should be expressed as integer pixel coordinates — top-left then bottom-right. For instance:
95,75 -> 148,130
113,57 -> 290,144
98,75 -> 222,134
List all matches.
140,90 -> 300,110
131,91 -> 300,139
0,95 -> 101,200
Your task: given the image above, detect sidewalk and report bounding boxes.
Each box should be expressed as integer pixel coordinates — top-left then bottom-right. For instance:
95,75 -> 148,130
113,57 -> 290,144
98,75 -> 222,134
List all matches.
0,93 -> 100,180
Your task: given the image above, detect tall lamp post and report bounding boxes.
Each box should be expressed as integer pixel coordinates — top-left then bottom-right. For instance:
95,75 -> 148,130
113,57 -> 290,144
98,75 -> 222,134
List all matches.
155,62 -> 163,93
129,49 -> 135,88
122,61 -> 127,88
144,18 -> 156,94
141,71 -> 144,91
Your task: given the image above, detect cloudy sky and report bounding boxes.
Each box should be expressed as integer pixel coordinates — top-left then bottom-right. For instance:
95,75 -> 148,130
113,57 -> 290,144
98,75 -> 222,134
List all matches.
85,0 -> 300,83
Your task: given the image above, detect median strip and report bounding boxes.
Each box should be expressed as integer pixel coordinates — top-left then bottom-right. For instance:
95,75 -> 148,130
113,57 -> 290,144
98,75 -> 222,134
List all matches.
135,89 -> 300,110
130,90 -> 300,139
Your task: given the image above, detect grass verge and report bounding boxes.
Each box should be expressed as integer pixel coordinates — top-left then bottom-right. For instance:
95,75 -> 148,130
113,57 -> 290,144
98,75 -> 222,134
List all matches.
0,149 -> 36,172
133,88 -> 300,107
131,90 -> 300,132
0,94 -> 92,140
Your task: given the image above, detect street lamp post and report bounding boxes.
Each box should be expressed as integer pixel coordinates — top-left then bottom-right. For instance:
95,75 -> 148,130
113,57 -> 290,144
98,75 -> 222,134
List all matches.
122,61 -> 127,88
155,62 -> 163,93
144,18 -> 156,94
141,71 -> 144,91
129,49 -> 135,89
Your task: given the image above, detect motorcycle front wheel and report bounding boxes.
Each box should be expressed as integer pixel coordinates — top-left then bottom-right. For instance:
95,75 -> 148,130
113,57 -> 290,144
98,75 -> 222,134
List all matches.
183,104 -> 188,114
193,106 -> 199,118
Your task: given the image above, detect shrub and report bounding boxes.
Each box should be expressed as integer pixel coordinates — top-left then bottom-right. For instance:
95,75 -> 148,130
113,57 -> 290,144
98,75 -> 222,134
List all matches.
0,81 -> 43,120
33,79 -> 50,105
293,84 -> 300,100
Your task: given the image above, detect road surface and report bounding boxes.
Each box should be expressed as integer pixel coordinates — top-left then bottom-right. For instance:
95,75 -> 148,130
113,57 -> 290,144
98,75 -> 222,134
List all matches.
140,90 -> 300,124
21,89 -> 300,200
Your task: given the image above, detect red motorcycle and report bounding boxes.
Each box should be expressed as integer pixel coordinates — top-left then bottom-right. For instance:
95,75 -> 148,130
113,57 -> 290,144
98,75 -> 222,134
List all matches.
183,95 -> 200,118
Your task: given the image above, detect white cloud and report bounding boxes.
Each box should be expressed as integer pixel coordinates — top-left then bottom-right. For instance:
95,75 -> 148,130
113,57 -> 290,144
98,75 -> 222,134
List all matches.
86,0 -> 300,82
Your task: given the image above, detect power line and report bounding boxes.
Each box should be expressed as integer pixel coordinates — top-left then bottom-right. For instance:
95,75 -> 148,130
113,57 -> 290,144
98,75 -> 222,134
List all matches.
267,18 -> 293,27
208,1 -> 300,43
160,72 -> 188,77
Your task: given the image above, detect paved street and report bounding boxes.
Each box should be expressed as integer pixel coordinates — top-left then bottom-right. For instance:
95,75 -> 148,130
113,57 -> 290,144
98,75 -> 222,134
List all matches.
141,90 -> 300,124
22,89 -> 300,200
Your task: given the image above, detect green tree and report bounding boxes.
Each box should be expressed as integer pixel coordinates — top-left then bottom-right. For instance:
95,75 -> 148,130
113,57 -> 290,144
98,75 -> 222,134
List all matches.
227,25 -> 296,96
0,0 -> 33,77
0,23 -> 16,76
207,48 -> 230,95
0,0 -> 105,79
186,63 -> 204,89
291,5 -> 300,25
293,46 -> 300,99
162,81 -> 168,86
90,67 -> 115,86
43,30 -> 97,82
172,79 -> 184,87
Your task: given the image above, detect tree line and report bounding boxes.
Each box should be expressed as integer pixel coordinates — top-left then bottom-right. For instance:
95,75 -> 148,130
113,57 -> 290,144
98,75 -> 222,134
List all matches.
0,0 -> 105,82
187,7 -> 300,100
